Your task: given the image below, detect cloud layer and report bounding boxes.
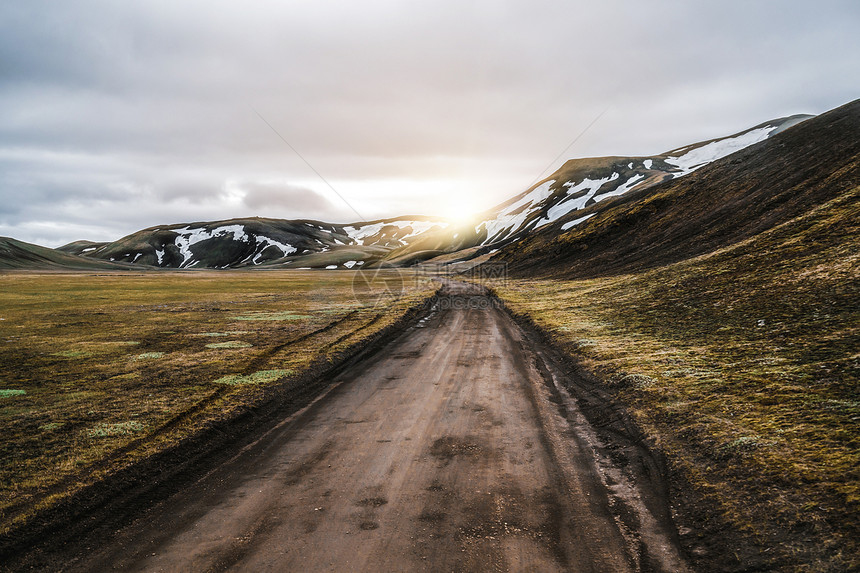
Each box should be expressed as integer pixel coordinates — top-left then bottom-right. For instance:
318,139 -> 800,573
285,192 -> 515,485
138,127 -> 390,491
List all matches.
1,0 -> 858,246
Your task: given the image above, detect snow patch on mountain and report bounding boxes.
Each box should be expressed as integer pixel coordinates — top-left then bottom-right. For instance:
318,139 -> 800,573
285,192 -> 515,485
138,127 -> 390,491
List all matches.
344,220 -> 448,245
561,213 -> 596,231
665,126 -> 776,175
539,173 -> 644,228
593,173 -> 646,203
473,118 -> 799,247
174,225 -> 249,266
251,237 -> 297,264
477,180 -> 555,241
171,224 -> 298,267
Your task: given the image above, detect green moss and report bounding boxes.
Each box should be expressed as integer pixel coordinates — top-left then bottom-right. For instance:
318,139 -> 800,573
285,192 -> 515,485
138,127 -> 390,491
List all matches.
134,352 -> 165,360
213,369 -> 293,386
205,341 -> 252,349
85,421 -> 145,438
0,389 -> 26,398
233,311 -> 312,321
51,350 -> 92,358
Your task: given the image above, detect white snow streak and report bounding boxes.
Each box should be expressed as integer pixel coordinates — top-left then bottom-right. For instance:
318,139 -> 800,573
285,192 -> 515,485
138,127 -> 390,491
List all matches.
173,225 -> 249,267
252,237 -> 297,264
169,225 -> 300,267
531,175 -> 615,229
477,180 -> 555,241
561,213 -> 596,231
534,171 -> 644,229
593,173 -> 645,203
343,220 -> 448,245
665,126 -> 775,175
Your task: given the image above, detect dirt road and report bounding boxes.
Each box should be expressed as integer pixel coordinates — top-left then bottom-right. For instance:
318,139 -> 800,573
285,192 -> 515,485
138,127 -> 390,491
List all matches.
65,282 -> 690,572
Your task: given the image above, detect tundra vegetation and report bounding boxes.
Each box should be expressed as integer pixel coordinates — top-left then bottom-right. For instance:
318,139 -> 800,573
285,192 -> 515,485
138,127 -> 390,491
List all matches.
0,270 -> 435,535
495,187 -> 859,571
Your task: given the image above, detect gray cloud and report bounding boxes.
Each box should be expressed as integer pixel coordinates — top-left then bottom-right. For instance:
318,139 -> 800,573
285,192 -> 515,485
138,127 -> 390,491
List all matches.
237,182 -> 336,215
1,0 -> 858,246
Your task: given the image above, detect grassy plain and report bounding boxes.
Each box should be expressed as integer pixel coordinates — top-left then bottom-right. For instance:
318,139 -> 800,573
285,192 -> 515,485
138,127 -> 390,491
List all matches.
495,189 -> 859,571
0,269 -> 435,534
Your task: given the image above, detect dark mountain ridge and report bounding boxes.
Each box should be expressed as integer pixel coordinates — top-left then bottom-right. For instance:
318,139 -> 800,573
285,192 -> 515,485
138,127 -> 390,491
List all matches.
497,99 -> 858,278
0,237 -> 131,270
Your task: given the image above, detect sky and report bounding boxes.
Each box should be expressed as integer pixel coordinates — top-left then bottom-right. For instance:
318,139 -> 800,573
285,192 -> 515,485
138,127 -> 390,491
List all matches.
1,0 -> 858,247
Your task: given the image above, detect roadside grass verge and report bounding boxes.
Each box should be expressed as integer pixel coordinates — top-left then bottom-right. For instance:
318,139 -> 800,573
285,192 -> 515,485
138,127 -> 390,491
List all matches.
494,188 -> 859,571
0,269 -> 435,537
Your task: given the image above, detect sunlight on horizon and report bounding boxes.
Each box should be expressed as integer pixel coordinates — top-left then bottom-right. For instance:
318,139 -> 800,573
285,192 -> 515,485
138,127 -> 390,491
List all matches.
330,178 -> 494,225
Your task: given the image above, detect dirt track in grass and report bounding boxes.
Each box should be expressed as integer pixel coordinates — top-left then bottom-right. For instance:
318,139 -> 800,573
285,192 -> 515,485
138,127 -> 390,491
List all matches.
21,282 -> 690,572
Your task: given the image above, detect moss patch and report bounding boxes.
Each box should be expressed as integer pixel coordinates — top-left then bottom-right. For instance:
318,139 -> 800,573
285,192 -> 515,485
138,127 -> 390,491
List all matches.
134,352 -> 165,360
205,341 -> 252,349
85,421 -> 145,438
213,369 -> 292,386
0,389 -> 26,398
51,350 -> 93,359
233,311 -> 312,321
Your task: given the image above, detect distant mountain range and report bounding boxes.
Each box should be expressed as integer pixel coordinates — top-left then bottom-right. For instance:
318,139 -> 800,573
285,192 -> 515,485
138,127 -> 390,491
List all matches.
0,110 -> 827,271
56,217 -> 449,270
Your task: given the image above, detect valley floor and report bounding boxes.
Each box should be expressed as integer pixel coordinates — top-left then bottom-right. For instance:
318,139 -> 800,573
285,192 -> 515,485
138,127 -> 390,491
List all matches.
6,282 -> 690,572
0,270 -> 435,552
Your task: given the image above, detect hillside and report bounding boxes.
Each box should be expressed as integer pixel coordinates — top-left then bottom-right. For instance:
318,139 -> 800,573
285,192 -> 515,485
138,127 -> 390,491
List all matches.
490,99 -> 860,570
476,114 -> 809,245
385,114 -> 810,266
496,185 -> 859,570
0,238 -> 130,271
496,100 -> 857,277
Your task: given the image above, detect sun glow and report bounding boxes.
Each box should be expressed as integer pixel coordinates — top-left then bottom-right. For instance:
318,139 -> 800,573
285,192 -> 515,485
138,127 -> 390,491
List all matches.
437,186 -> 485,226
442,200 -> 480,225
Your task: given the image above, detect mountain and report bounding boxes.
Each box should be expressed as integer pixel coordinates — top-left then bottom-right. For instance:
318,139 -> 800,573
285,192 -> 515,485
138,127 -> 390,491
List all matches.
54,240 -> 109,256
380,114 -> 811,266
495,99 -> 858,278
57,217 -> 449,270
1,111 -> 813,271
0,237 -> 131,270
479,115 -> 809,244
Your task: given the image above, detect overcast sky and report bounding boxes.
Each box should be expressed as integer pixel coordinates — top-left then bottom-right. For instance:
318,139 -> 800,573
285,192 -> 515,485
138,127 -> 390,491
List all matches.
1,0 -> 858,247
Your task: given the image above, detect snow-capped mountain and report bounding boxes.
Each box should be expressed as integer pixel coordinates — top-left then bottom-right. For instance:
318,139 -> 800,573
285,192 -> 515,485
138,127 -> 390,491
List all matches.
470,114 -> 810,248
54,114 -> 810,270
495,99 -> 858,279
57,217 -> 449,269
